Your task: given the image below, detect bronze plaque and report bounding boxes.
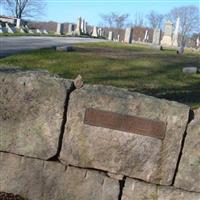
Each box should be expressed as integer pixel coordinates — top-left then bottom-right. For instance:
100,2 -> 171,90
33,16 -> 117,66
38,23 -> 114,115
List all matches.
84,108 -> 166,140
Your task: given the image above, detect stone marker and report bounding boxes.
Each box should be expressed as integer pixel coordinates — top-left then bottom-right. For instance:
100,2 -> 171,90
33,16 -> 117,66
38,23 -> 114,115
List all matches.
182,67 -> 197,74
92,26 -> 98,37
0,24 -> 3,33
68,23 -> 74,33
172,17 -> 180,47
81,19 -> 85,34
36,29 -> 42,34
19,28 -> 25,33
75,17 -> 82,35
124,28 -> 132,43
117,34 -> 120,42
143,29 -> 148,42
174,109 -> 200,192
122,178 -> 200,200
60,84 -> 190,185
0,71 -> 71,159
108,31 -> 113,41
6,23 -> 14,33
56,23 -> 64,35
0,152 -> 119,200
43,29 -> 48,34
84,22 -> 88,34
152,28 -> 161,45
161,21 -> 173,46
16,18 -> 21,29
56,45 -> 74,52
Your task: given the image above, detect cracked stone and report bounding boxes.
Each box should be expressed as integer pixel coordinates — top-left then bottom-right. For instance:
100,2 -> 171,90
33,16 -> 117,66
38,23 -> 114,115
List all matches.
0,152 -> 119,200
122,178 -> 200,200
0,70 -> 71,159
174,108 -> 200,192
60,84 -> 190,185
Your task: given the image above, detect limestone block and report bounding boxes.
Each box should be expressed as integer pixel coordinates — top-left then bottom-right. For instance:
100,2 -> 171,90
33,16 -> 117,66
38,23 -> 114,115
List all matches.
174,108 -> 200,192
122,178 -> 200,200
60,84 -> 190,185
0,152 -> 119,200
0,70 -> 71,159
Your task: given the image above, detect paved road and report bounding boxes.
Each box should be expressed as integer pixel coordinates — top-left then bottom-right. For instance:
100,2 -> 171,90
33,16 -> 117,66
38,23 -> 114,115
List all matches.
0,36 -> 106,58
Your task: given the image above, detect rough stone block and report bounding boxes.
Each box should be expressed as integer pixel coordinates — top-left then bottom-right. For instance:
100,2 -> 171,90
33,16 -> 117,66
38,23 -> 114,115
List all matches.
60,84 -> 190,185
0,70 -> 71,159
174,108 -> 200,192
0,152 -> 119,200
122,178 -> 200,200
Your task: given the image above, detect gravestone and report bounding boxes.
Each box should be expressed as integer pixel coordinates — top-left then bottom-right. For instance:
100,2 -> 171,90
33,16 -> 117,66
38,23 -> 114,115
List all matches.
124,28 -> 132,43
152,28 -> 161,45
75,17 -> 82,35
43,29 -> 48,34
92,26 -> 98,37
108,31 -> 113,41
6,23 -> 14,33
143,30 -> 148,42
16,18 -> 21,29
20,28 -> 25,33
196,37 -> 200,48
117,34 -> 120,42
59,84 -> 190,185
0,24 -> 3,33
56,23 -> 64,35
36,29 -> 42,34
81,19 -> 85,34
172,17 -> 180,47
84,22 -> 88,34
161,21 -> 173,46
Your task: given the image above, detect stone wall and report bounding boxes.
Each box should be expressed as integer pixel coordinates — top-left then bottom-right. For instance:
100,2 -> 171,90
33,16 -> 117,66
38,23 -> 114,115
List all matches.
0,69 -> 200,200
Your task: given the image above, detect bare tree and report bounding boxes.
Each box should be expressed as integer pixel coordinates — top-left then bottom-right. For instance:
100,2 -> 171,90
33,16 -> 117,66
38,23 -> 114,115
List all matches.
166,5 -> 199,44
134,12 -> 144,27
100,12 -> 130,28
146,11 -> 164,29
3,0 -> 46,19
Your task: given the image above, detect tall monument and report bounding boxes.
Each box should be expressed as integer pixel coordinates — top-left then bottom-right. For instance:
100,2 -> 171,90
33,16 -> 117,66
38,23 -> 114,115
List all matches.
161,21 -> 173,46
172,17 -> 180,47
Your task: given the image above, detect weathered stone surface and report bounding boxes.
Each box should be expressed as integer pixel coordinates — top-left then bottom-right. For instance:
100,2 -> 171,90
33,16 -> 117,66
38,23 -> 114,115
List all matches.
60,84 -> 190,185
174,108 -> 200,192
0,70 -> 71,159
122,178 -> 200,200
0,152 -> 119,200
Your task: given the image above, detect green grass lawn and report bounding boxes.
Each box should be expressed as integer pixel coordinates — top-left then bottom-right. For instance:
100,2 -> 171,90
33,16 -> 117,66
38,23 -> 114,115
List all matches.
0,42 -> 199,108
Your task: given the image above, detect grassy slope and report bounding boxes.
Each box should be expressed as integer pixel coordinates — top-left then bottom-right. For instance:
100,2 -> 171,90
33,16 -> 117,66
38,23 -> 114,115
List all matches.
0,42 -> 199,108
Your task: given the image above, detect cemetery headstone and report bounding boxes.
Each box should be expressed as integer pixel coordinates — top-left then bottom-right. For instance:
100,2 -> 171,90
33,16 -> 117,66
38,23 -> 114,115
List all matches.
81,19 -> 85,34
75,17 -> 82,35
56,23 -> 64,35
36,29 -> 42,34
84,22 -> 88,34
152,28 -> 161,45
196,37 -> 200,48
172,17 -> 180,47
92,26 -> 98,37
108,31 -> 113,41
6,23 -> 14,33
161,21 -> 173,46
16,18 -> 21,29
143,30 -> 148,42
124,28 -> 132,43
